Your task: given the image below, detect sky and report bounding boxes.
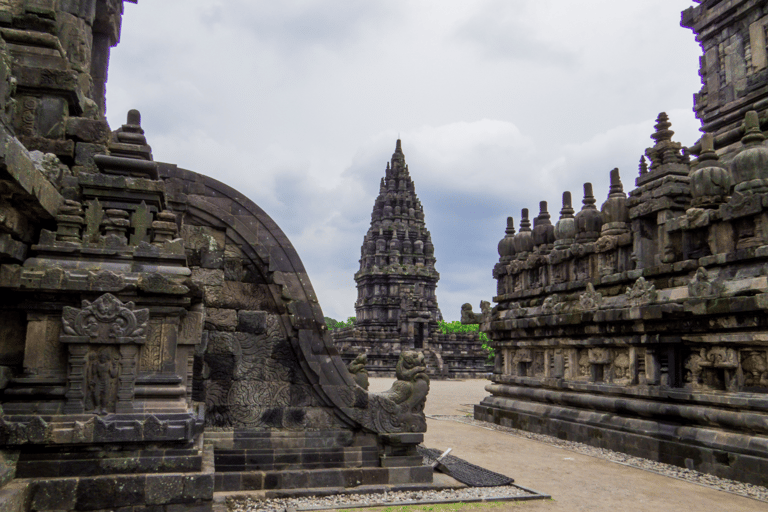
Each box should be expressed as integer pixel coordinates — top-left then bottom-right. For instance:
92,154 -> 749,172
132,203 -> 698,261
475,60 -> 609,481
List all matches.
106,0 -> 704,322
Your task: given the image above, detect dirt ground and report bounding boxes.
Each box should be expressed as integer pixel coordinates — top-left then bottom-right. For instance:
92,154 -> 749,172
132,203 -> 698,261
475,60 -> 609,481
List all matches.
368,377 -> 765,512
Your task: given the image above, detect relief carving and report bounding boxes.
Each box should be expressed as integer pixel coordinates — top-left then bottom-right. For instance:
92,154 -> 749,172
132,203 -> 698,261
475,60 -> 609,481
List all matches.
86,347 -> 119,414
62,293 -> 148,340
742,350 -> 768,388
579,283 -> 603,311
369,350 -> 430,433
626,277 -> 657,306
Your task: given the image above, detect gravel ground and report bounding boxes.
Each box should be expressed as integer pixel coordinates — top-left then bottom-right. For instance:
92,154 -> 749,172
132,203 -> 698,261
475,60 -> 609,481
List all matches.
227,486 -> 537,512
436,414 -> 768,503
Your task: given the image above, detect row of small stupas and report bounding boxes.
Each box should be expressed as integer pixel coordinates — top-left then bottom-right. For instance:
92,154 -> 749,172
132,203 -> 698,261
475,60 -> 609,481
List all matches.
471,106 -> 768,486
331,141 -> 489,378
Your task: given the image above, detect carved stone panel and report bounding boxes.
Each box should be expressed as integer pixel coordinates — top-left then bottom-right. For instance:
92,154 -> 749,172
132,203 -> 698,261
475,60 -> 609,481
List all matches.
60,294 -> 148,415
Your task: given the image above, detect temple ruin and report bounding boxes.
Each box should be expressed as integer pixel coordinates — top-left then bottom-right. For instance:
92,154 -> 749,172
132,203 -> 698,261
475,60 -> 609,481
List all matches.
0,2 -> 434,511
472,0 -> 768,488
331,141 -> 488,378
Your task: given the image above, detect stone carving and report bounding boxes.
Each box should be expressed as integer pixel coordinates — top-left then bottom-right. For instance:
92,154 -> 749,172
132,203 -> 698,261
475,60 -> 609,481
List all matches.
588,348 -> 611,365
87,347 -> 119,414
370,351 -> 430,432
62,293 -> 149,340
612,350 -> 631,384
578,283 -> 603,311
625,277 -> 656,306
348,353 -> 370,390
742,350 -> 768,388
688,267 -> 719,298
542,295 -> 564,315
461,303 -> 483,324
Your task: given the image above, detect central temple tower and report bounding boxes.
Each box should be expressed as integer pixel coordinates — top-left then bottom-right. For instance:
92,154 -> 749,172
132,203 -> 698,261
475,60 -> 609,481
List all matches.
354,140 -> 441,346
333,141 -> 488,378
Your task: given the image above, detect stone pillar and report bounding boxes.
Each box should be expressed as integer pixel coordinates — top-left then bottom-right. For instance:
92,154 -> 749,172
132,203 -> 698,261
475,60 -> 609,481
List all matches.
117,345 -> 139,414
645,347 -> 661,385
63,344 -> 89,414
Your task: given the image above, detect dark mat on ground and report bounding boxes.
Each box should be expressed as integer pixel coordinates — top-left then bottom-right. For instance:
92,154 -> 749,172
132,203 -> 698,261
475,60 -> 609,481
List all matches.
418,445 -> 514,487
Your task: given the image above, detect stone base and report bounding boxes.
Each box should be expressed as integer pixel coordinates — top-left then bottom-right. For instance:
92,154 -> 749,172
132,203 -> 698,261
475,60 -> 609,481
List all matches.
11,445 -> 214,512
213,465 -> 433,492
475,394 -> 768,487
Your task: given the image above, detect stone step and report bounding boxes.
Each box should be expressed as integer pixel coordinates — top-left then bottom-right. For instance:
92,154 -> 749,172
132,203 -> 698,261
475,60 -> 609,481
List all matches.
214,445 -> 379,472
214,465 -> 433,492
16,448 -> 203,478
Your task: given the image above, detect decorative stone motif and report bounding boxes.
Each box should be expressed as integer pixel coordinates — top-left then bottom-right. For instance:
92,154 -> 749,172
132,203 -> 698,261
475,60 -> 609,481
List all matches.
625,277 -> 656,306
575,183 -> 603,242
578,283 -> 603,311
730,111 -> 768,194
554,192 -> 576,249
62,294 -> 149,340
690,133 -> 732,208
348,353 -> 369,390
370,351 -> 430,433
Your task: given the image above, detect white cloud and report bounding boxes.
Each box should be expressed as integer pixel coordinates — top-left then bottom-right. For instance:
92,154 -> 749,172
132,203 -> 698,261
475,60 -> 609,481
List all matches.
107,0 -> 705,321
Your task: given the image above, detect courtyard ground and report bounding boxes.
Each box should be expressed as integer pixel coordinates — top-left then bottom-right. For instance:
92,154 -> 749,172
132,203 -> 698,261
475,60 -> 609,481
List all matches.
368,377 -> 766,512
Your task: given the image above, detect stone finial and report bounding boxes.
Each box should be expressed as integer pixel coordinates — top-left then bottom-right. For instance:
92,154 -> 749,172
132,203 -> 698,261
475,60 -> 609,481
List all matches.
152,210 -> 178,246
56,200 -> 85,244
533,201 -> 555,249
690,133 -> 732,208
641,112 -> 688,181
560,192 -> 575,218
103,209 -> 130,246
730,110 -> 768,194
514,208 -> 534,255
498,216 -> 517,261
742,110 -> 765,146
601,168 -> 629,236
650,112 -> 673,145
608,168 -> 624,196
575,183 -> 603,242
554,192 -> 576,248
639,155 -> 648,175
127,109 -> 141,127
582,183 -> 596,209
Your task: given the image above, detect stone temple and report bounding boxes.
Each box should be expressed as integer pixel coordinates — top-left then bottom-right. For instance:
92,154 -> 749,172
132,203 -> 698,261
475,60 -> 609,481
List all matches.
0,2 -> 436,511
471,0 -> 768,488
331,141 -> 488,378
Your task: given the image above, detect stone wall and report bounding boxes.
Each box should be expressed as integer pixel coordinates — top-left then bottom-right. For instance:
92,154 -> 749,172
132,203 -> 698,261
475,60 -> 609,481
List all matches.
476,112 -> 768,487
0,2 -> 434,510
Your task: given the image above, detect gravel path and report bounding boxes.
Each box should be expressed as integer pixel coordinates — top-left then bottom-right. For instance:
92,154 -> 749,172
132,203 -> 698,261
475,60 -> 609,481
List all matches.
433,414 -> 768,503
227,486 -> 539,512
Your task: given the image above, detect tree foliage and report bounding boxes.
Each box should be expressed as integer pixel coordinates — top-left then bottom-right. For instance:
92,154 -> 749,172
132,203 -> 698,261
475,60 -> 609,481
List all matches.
325,316 -> 356,330
437,321 -> 494,362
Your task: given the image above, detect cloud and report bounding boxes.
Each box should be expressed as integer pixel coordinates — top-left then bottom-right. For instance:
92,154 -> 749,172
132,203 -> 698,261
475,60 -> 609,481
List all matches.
107,0 -> 706,323
454,0 -> 576,65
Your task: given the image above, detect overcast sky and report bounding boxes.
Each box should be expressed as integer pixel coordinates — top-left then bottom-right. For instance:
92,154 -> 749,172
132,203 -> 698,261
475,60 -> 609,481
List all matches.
106,0 -> 703,322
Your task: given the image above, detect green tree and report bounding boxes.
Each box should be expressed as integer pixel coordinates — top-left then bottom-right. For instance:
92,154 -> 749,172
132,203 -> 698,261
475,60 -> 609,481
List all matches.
437,321 -> 494,363
325,316 -> 356,330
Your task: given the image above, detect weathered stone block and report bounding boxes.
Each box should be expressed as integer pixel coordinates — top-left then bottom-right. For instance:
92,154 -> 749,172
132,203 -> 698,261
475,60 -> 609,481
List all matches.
237,310 -> 267,334
31,478 -> 77,511
65,117 -> 110,143
204,308 -> 237,331
191,268 -> 224,287
145,474 -> 183,505
74,142 -> 107,168
204,282 -> 274,311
